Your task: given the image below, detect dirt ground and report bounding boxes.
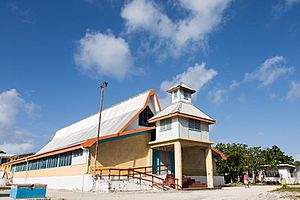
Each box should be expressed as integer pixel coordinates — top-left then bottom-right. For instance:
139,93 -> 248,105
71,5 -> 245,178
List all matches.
0,185 -> 297,200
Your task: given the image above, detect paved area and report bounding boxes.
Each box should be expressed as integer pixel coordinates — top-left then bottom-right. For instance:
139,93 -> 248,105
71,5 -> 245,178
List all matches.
0,186 -> 294,200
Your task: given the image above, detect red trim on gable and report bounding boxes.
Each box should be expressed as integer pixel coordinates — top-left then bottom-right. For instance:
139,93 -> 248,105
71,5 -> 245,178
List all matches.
211,147 -> 227,160
118,89 -> 161,134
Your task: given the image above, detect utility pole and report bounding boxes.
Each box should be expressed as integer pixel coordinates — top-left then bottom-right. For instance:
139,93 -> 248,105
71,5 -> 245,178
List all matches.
93,81 -> 108,191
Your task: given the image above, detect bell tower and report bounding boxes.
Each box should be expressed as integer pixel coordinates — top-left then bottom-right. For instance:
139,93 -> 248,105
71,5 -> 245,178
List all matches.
166,82 -> 196,104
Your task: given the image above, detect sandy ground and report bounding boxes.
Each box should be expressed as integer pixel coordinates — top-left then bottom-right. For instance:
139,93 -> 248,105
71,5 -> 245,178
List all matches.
0,186 -> 296,200
47,186 -> 294,200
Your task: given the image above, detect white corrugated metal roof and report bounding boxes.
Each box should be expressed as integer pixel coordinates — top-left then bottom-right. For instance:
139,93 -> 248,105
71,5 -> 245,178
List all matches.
149,102 -> 214,122
37,90 -> 153,154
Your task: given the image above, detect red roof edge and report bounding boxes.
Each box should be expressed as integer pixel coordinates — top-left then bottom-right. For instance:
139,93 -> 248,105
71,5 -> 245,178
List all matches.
211,147 -> 227,160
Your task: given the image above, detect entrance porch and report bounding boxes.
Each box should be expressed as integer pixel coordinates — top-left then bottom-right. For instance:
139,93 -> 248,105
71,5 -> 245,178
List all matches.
149,138 -> 214,189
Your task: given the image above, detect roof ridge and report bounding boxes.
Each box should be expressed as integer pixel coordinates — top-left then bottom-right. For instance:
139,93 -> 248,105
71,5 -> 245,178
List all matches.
98,89 -> 151,114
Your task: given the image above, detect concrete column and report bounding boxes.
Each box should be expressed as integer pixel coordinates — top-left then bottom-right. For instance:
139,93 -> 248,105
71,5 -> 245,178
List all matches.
174,141 -> 182,187
205,147 -> 214,188
148,148 -> 153,166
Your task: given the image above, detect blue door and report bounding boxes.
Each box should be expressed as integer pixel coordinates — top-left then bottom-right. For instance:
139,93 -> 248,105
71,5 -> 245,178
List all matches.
152,149 -> 160,174
168,151 -> 175,174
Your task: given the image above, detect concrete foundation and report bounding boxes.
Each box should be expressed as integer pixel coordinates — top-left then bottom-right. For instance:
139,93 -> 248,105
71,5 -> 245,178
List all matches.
13,174 -> 157,192
186,176 -> 225,187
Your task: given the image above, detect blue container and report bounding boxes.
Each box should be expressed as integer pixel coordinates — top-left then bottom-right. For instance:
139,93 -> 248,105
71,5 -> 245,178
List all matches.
9,184 -> 47,199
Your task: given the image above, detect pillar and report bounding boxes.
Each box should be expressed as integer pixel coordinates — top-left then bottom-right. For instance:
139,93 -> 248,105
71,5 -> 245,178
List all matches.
205,147 -> 214,188
148,148 -> 153,166
174,141 -> 182,187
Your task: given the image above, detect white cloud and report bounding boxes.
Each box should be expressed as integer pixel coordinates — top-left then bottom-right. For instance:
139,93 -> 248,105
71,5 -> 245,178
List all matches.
285,0 -> 300,7
209,89 -> 226,104
0,89 -> 23,128
208,80 -> 239,104
245,56 -> 294,87
295,153 -> 300,161
121,0 -> 174,38
75,31 -> 134,80
159,63 -> 217,107
286,81 -> 300,101
0,143 -> 35,155
209,57 -> 294,104
121,0 -> 231,56
0,89 -> 37,154
209,56 -> 294,104
272,0 -> 300,16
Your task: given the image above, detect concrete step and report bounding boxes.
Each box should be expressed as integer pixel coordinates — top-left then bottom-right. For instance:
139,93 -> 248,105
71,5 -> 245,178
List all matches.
182,177 -> 207,189
182,187 -> 208,190
189,184 -> 207,188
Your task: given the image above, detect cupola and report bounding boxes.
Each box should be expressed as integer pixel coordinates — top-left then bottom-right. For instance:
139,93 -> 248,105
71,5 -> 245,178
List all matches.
167,82 -> 196,104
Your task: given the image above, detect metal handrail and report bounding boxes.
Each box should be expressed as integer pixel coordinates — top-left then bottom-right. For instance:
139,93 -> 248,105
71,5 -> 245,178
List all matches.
91,165 -> 180,190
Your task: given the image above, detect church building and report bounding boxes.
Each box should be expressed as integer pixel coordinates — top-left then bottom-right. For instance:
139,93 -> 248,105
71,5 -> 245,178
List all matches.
1,83 -> 226,191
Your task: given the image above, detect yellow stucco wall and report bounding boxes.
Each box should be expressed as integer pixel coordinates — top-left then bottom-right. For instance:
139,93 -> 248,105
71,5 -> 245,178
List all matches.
182,146 -> 218,176
13,164 -> 87,178
182,147 -> 207,176
89,133 -> 151,173
213,158 -> 218,176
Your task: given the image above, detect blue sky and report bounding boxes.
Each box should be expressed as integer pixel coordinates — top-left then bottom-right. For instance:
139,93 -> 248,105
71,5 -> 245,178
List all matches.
0,0 -> 299,160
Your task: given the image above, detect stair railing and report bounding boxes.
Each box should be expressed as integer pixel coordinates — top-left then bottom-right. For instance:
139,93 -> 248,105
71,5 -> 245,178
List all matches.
91,165 -> 180,190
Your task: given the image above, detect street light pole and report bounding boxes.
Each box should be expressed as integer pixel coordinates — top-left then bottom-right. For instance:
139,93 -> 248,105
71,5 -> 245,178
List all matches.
93,81 -> 108,191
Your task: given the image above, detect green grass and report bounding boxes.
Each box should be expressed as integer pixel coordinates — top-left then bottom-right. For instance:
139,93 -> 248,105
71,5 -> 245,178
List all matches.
273,185 -> 300,193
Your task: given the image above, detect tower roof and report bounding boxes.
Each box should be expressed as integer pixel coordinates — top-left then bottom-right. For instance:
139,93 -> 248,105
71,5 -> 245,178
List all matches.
148,101 -> 215,124
167,82 -> 196,94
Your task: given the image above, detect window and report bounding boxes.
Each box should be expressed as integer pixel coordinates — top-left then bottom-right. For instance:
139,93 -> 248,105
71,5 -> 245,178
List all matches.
29,160 -> 38,170
58,152 -> 72,167
150,130 -> 156,141
47,155 -> 58,168
188,119 -> 201,131
14,163 -> 26,172
174,89 -> 178,99
290,169 -> 295,177
183,91 -> 191,100
138,106 -> 155,127
160,118 -> 172,131
13,149 -> 81,172
39,158 -> 47,169
264,169 -> 280,177
73,149 -> 83,157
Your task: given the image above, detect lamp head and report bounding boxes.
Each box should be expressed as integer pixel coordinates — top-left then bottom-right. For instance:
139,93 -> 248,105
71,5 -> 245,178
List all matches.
101,82 -> 108,88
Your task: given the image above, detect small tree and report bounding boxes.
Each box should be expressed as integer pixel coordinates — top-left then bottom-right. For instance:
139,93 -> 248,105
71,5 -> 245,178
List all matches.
263,145 -> 294,167
216,143 -> 294,184
215,143 -> 248,183
245,146 -> 265,183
